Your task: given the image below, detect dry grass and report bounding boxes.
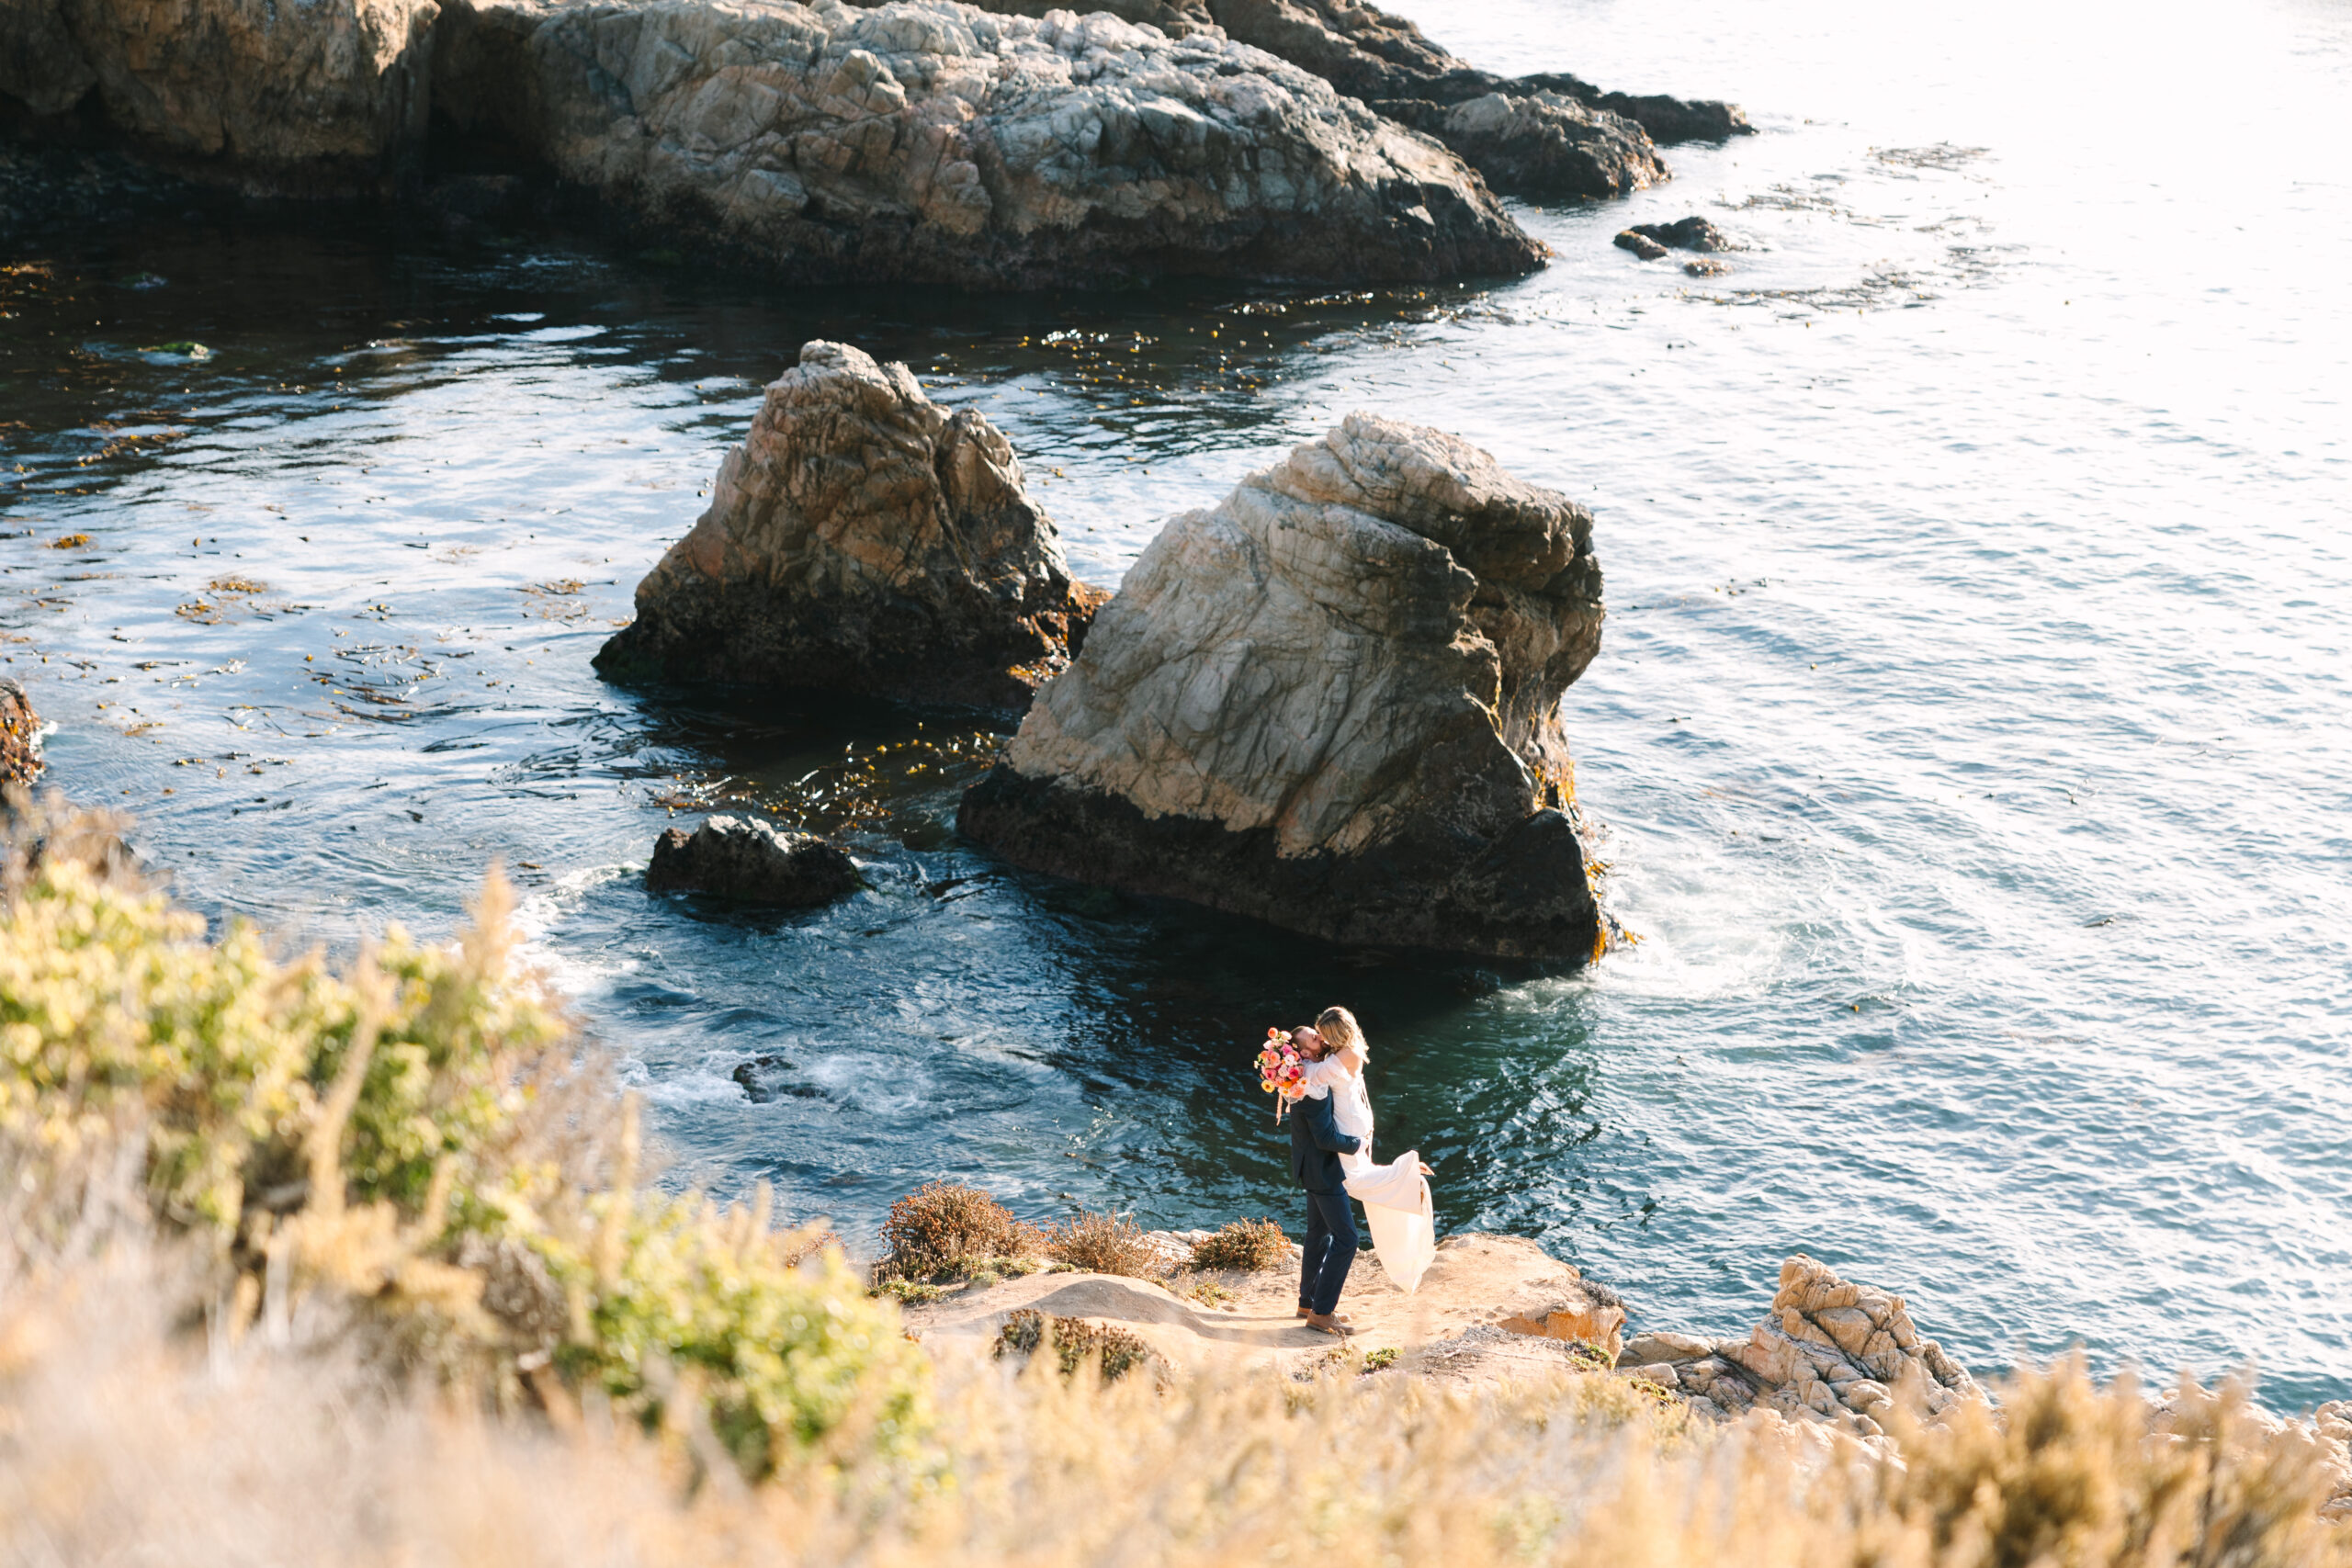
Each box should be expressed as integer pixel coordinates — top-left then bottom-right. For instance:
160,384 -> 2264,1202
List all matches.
992,1308 -> 1164,1386
874,1182 -> 1044,1282
3,1252 -> 2344,1568
1040,1208 -> 1168,1279
1188,1218 -> 1290,1272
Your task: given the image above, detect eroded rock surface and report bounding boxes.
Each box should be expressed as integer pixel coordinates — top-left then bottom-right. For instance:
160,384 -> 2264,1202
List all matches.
1624,216 -> 1738,252
959,413 -> 1605,962
1615,1255 -> 1984,1434
645,815 -> 861,905
2,0 -> 1545,287
0,0 -> 437,178
1,680 -> 43,787
598,341 -> 1101,710
854,0 -> 1747,199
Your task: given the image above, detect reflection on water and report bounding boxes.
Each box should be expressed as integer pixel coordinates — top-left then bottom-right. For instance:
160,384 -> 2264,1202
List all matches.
3,0 -> 2348,1411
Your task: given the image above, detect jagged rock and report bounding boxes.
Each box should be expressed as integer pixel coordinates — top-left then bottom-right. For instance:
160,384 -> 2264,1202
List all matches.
1613,229 -> 1668,260
838,0 -> 1749,199
483,0 -> 1544,287
959,413 -> 1605,962
645,816 -> 861,906
1622,1255 -> 1984,1433
1498,1302 -> 1626,1362
732,1055 -> 826,1102
1626,216 -> 1739,253
0,680 -> 42,787
1375,91 -> 1663,201
1684,257 -> 1733,278
3,0 -> 1544,287
598,341 -> 1102,709
0,0 -> 438,177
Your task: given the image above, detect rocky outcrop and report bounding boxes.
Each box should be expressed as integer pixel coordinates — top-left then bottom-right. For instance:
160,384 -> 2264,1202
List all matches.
3,0 -> 1545,287
1377,91 -> 1663,201
598,341 -> 1102,710
0,680 -> 42,787
958,413 -> 1606,963
849,0 -> 1743,200
645,816 -> 861,905
1615,1255 -> 1984,1435
0,0 -> 438,181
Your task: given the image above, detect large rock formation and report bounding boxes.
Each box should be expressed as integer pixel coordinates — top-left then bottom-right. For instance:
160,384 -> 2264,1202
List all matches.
2,0 -> 1544,287
958,413 -> 1605,962
598,341 -> 1100,710
1616,1255 -> 1984,1434
0,0 -> 437,179
849,0 -> 1746,199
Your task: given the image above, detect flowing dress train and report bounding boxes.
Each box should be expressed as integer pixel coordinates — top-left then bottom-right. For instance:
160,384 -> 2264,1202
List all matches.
1317,1055 -> 1436,1294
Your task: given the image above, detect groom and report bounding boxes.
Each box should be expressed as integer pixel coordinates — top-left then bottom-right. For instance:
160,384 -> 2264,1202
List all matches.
1288,1026 -> 1362,1337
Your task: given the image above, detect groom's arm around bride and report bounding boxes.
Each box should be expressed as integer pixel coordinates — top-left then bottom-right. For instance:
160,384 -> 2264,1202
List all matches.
1290,1090 -> 1362,1335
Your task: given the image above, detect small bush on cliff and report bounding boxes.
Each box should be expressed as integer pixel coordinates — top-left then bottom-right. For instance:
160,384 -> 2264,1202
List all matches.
1189,1217 -> 1290,1272
1041,1209 -> 1166,1279
0,795 -> 922,1477
875,1181 -> 1040,1281
992,1309 -> 1162,1386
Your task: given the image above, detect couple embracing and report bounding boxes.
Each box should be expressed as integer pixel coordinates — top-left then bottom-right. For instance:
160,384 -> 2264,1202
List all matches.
1283,1007 -> 1437,1337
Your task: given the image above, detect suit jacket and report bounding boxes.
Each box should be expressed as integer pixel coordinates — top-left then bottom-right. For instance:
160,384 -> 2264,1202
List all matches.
1288,1090 -> 1363,1196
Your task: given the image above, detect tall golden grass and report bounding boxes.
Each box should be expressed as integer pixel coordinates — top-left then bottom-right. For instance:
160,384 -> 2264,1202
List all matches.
2,795 -> 2346,1565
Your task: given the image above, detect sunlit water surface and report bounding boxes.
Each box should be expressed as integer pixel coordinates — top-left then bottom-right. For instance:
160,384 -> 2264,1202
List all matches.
3,0 -> 2346,1407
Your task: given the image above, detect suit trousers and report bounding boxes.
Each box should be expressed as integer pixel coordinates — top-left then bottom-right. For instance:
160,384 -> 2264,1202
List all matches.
1297,1189 -> 1359,1315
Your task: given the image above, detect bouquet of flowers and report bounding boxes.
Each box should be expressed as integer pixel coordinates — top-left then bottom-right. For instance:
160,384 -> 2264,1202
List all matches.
1256,1028 -> 1306,1121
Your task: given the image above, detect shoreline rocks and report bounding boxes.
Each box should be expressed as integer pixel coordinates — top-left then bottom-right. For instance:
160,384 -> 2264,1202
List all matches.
4,0 -> 1545,288
959,413 -> 1606,963
597,341 -> 1102,712
857,0 -> 1747,201
1615,1255 -> 1984,1434
646,815 -> 862,905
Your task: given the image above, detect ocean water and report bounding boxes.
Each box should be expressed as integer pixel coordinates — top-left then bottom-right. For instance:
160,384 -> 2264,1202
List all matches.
3,0 -> 2346,1407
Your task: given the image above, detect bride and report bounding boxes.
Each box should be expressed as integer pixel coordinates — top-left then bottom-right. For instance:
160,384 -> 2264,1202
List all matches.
1295,1007 -> 1436,1294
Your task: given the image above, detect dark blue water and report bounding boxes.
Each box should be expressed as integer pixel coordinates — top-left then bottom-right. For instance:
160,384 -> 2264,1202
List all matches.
2,0 -> 2346,1408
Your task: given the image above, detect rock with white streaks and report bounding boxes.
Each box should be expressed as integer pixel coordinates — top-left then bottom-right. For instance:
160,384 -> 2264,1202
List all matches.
958,412 -> 1606,962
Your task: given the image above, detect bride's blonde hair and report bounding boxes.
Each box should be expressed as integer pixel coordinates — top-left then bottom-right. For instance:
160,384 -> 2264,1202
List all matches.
1315,1007 -> 1363,1053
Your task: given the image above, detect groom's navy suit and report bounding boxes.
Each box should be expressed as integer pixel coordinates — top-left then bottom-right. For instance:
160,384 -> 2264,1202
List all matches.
1289,1089 -> 1362,1316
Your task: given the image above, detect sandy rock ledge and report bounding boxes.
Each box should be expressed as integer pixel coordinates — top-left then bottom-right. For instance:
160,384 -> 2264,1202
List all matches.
959,412 -> 1606,962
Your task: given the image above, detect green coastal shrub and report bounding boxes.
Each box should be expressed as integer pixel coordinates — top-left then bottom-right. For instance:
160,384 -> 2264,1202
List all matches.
0,797 -> 923,1477
1188,1218 -> 1290,1273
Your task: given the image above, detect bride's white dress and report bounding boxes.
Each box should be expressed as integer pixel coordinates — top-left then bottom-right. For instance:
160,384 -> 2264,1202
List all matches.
1306,1047 -> 1436,1293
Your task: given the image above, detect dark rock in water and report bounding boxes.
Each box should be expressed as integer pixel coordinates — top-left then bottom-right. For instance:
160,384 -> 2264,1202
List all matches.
597,342 -> 1105,712
0,680 -> 43,787
1684,257 -> 1735,278
1519,77 -> 1754,146
1375,92 -> 1664,201
732,1055 -> 825,1103
1627,217 -> 1740,253
959,414 -> 1605,964
646,816 -> 860,908
1615,230 -> 1670,261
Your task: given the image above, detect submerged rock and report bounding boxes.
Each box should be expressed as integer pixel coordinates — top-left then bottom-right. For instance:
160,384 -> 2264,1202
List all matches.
732,1055 -> 826,1102
1683,257 -> 1733,277
646,816 -> 861,906
958,413 -> 1606,962
1613,229 -> 1669,260
1625,216 -> 1740,253
598,342 -> 1102,710
1,680 -> 42,787
1617,1255 -> 1984,1433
